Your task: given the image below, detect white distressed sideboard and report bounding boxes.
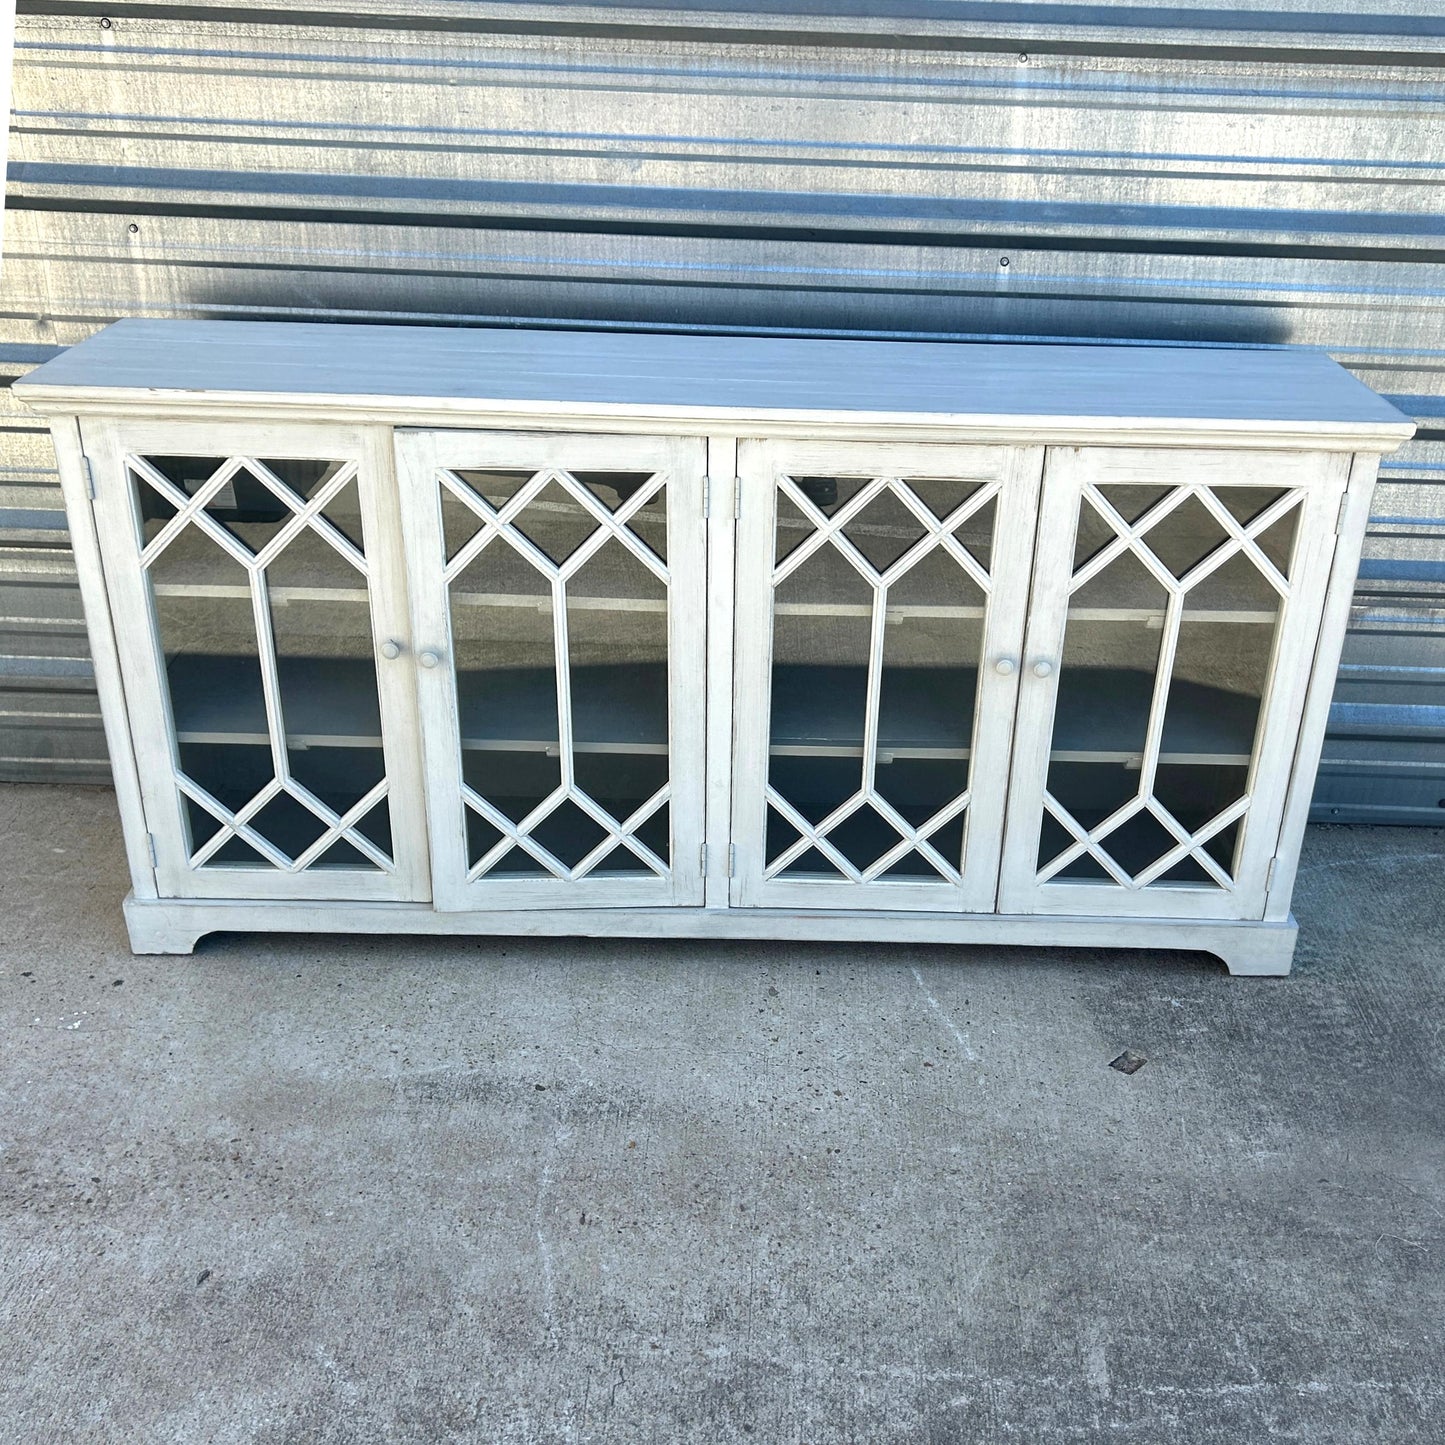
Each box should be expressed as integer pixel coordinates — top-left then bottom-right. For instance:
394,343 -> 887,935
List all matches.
16,322 -> 1414,971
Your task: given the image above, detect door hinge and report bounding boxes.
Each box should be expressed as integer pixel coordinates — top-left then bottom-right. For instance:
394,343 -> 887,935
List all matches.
700,842 -> 709,873
728,843 -> 737,877
1335,494 -> 1350,535
82,456 -> 97,500
146,831 -> 159,868
703,476 -> 739,521
1265,855 -> 1279,892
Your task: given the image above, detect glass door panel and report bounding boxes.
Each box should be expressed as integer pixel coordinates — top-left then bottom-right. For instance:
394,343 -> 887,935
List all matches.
732,441 -> 1042,912
1000,447 -> 1347,920
87,421 -> 428,901
396,431 -> 705,911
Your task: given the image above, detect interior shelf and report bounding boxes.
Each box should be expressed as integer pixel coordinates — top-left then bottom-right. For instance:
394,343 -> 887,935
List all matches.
775,602 -> 985,622
452,592 -> 666,614
769,664 -> 1258,765
166,653 -> 1254,774
1052,669 -> 1259,766
456,665 -> 668,754
154,582 -> 371,606
166,655 -> 1261,766
1066,605 -> 1277,626
165,655 -> 672,755
153,585 -> 1000,622
168,655 -> 383,748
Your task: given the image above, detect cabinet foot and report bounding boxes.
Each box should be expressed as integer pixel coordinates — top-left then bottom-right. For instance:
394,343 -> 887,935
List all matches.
1213,922 -> 1297,977
123,895 -> 203,955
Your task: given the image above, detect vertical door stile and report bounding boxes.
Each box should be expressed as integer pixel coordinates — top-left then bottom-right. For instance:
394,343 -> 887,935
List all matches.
704,436 -> 739,910
357,427 -> 433,902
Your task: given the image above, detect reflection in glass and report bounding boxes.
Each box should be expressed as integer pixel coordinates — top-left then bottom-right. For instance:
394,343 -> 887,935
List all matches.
133,453 -> 392,873
765,474 -> 995,884
443,465 -> 672,880
1038,480 -> 1302,890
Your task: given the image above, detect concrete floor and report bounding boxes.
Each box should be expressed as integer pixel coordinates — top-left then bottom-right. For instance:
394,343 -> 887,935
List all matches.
1,784 -> 1443,1444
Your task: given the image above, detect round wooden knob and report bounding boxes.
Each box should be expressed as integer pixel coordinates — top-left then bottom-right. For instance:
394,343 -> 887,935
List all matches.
418,650 -> 441,669
1032,659 -> 1055,678
379,639 -> 402,660
994,657 -> 1017,676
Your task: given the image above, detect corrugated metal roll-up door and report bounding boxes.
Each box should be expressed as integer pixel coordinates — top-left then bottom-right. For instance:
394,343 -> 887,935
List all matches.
4,1 -> 1444,820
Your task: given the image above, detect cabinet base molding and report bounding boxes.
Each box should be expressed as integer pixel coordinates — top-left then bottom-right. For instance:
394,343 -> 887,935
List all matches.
121,893 -> 1298,976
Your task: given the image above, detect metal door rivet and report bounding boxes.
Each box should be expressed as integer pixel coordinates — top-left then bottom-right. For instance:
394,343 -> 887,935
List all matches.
1032,659 -> 1054,678
418,649 -> 441,669
379,639 -> 402,660
994,657 -> 1017,676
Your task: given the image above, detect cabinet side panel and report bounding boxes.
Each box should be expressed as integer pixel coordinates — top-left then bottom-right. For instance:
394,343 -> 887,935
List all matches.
61,416 -> 158,901
1227,454 -> 1351,915
84,415 -> 196,896
1265,452 -> 1380,922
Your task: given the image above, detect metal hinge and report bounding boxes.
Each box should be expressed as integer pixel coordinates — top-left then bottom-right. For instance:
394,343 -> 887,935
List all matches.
703,476 -> 739,522
1335,494 -> 1350,535
146,832 -> 159,867
700,842 -> 708,873
1265,855 -> 1279,892
82,456 -> 97,500
728,843 -> 737,877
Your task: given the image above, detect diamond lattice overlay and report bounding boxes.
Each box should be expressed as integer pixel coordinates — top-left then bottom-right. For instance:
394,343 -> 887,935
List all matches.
1037,481 -> 1303,890
133,453 -> 394,872
442,466 -> 673,883
764,473 -> 997,884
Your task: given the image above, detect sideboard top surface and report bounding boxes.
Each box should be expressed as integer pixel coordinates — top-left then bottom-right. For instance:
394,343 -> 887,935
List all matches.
15,320 -> 1414,448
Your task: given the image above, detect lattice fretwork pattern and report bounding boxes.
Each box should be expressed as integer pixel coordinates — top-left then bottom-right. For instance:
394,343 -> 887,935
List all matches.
1037,480 -> 1303,891
441,465 -> 673,883
764,472 -> 999,884
133,453 -> 394,873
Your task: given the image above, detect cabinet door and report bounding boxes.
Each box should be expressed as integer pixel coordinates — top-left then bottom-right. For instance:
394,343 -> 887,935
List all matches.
999,446 -> 1348,921
731,440 -> 1043,912
86,418 -> 429,902
396,430 -> 706,912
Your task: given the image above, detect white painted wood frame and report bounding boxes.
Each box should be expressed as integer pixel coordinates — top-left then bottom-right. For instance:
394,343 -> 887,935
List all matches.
47,416 -> 159,903
730,439 -> 1043,913
83,416 -> 430,903
121,893 -> 1301,978
394,428 -> 707,912
998,446 -> 1349,921
1264,451 -> 1382,922
17,321 -> 1415,972
703,435 -> 740,911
